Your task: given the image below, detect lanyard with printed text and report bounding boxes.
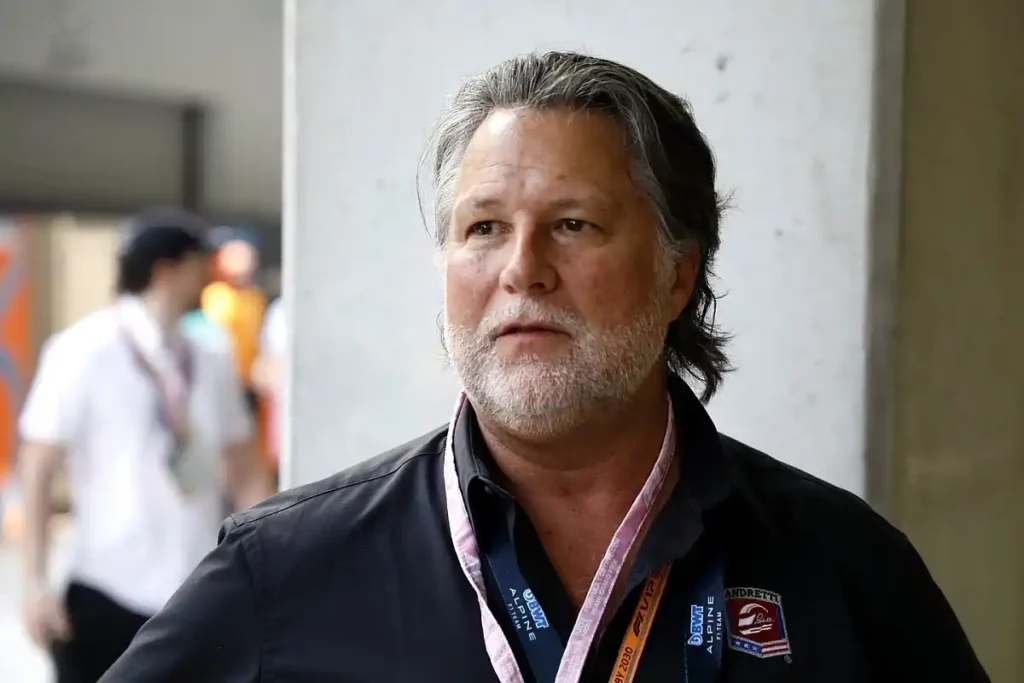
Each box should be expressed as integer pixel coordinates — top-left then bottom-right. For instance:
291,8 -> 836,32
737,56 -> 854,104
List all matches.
486,527 -> 725,683
444,391 -> 683,683
679,554 -> 725,683
481,517 -> 564,683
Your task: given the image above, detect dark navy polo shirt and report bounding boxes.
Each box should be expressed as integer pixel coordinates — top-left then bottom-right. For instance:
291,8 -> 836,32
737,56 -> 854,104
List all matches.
100,377 -> 989,682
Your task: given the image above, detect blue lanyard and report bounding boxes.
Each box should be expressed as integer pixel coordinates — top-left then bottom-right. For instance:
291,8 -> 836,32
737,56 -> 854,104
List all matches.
483,522 -> 724,683
683,554 -> 725,683
483,521 -> 564,683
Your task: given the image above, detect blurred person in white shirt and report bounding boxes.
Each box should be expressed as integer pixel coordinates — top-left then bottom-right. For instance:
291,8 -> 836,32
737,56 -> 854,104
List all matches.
17,209 -> 270,683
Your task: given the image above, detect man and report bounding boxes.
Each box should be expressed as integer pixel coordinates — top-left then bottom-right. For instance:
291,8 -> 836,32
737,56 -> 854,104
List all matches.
200,230 -> 267,400
101,53 -> 989,682
201,230 -> 269,467
19,209 -> 268,683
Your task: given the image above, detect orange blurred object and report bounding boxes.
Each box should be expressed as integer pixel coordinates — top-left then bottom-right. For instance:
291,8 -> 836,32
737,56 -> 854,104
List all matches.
0,219 -> 34,489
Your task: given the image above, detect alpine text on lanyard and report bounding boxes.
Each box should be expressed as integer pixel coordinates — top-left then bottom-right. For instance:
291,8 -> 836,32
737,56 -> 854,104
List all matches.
443,392 -> 724,683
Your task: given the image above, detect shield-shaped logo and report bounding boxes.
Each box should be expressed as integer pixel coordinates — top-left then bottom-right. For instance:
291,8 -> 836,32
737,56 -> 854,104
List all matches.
724,587 -> 792,659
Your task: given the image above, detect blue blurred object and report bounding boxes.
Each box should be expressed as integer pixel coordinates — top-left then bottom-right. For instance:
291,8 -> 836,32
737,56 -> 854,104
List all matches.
180,309 -> 232,355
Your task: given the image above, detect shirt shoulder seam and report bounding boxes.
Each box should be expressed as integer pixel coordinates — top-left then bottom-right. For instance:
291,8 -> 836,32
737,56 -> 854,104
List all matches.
723,436 -> 901,542
231,442 -> 444,528
724,435 -> 873,506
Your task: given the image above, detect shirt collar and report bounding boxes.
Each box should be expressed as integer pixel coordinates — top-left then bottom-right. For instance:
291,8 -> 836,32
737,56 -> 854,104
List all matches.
116,296 -> 187,366
451,374 -> 769,571
119,295 -> 161,351
452,398 -> 511,533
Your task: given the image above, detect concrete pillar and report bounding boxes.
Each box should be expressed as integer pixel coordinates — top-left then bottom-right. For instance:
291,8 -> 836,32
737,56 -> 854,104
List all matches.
283,0 -> 882,494
892,1 -> 1024,678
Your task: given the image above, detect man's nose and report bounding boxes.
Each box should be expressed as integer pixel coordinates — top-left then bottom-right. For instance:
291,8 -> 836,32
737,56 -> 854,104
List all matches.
497,225 -> 557,295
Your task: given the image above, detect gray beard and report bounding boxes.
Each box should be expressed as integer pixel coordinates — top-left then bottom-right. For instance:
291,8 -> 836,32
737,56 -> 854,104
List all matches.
443,297 -> 668,439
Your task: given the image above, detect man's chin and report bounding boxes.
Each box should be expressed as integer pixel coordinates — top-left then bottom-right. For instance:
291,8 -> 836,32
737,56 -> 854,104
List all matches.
493,348 -> 574,367
472,374 -> 586,413
470,393 -> 582,437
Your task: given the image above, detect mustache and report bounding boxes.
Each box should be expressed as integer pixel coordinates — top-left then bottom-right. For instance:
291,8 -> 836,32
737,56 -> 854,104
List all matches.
478,300 -> 586,338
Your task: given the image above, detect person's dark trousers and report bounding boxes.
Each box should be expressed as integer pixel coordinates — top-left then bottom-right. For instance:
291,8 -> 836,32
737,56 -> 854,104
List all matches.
51,582 -> 152,683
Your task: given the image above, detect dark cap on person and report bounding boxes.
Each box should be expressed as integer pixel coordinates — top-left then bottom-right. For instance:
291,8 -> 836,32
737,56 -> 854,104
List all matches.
119,208 -> 212,260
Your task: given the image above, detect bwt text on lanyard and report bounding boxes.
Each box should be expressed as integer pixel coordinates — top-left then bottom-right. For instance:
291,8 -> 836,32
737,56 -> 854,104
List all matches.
443,393 -> 724,683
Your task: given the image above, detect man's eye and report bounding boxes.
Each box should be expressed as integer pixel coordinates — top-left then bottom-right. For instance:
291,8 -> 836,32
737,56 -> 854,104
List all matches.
557,219 -> 592,233
468,221 -> 499,237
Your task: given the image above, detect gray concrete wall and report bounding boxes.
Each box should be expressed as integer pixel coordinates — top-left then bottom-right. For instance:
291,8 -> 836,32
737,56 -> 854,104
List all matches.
894,0 -> 1024,679
283,0 -> 880,493
0,0 -> 282,217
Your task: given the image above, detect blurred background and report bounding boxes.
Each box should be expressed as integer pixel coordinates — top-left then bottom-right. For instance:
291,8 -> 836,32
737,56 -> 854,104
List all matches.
0,1 -> 282,680
0,0 -> 1021,681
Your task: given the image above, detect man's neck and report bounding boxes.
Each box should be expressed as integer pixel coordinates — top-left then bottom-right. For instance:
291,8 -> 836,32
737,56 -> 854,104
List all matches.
478,370 -> 672,503
138,292 -> 181,332
475,369 -> 676,606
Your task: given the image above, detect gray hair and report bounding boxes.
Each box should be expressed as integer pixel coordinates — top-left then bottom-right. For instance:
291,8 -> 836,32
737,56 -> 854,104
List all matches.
421,51 -> 730,401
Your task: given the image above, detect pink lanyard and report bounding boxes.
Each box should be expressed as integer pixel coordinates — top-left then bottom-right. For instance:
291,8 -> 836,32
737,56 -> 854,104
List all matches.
121,325 -> 193,436
443,391 -> 677,683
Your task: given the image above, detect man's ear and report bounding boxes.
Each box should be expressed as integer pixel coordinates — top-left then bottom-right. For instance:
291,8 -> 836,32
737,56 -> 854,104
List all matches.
667,248 -> 700,320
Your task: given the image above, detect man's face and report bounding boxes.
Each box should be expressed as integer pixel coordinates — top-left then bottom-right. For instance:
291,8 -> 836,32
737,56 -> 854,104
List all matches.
169,252 -> 210,313
443,107 -> 697,437
218,240 -> 257,284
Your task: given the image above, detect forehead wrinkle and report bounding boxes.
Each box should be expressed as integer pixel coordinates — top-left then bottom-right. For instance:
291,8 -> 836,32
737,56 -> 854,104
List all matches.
452,108 -> 645,223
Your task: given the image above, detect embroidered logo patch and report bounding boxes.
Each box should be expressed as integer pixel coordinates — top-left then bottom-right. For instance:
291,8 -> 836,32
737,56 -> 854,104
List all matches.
724,587 -> 791,658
